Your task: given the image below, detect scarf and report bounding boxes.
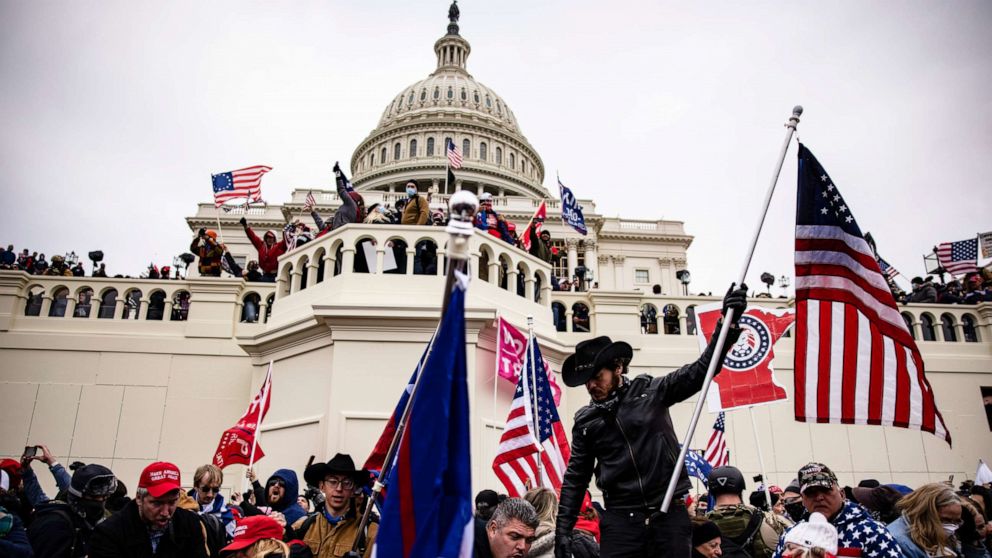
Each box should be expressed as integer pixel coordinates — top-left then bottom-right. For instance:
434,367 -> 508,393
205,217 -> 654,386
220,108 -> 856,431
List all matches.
591,376 -> 630,414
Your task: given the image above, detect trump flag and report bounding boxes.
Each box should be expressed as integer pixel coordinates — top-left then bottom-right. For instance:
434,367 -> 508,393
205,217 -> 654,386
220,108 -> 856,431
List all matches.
695,304 -> 794,412
213,363 -> 272,468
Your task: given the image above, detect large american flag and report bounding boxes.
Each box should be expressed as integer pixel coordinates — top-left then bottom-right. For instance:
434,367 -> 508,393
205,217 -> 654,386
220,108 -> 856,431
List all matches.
493,338 -> 570,497
447,138 -> 463,169
936,238 -> 979,277
794,144 -> 950,444
703,412 -> 730,467
212,165 -> 271,207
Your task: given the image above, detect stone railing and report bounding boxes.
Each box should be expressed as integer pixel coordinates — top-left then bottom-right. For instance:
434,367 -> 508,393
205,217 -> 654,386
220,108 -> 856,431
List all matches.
0,272 -> 276,336
271,223 -> 555,306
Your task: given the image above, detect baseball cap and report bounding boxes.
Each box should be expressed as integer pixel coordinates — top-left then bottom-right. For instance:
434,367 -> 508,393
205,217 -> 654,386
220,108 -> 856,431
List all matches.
138,462 -> 182,498
221,515 -> 285,553
797,462 -> 838,494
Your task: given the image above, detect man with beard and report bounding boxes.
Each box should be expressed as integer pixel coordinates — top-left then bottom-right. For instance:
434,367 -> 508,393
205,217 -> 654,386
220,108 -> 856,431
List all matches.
28,464 -> 118,557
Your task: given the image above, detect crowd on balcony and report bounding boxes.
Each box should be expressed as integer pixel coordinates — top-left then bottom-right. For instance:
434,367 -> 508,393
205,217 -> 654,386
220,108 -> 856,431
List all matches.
2,443 -> 990,558
895,273 -> 992,306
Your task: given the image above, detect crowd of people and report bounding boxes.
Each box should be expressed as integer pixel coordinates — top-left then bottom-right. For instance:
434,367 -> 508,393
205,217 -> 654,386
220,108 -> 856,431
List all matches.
1,445 -> 989,558
0,248 -> 104,278
895,273 -> 992,306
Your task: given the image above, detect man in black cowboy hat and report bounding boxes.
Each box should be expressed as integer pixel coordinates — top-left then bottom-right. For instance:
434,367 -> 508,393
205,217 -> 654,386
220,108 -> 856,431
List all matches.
292,453 -> 377,558
554,285 -> 748,558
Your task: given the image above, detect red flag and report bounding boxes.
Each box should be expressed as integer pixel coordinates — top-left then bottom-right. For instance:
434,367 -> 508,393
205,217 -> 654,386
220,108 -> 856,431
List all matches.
496,317 -> 561,406
213,363 -> 272,468
695,303 -> 794,412
519,200 -> 547,252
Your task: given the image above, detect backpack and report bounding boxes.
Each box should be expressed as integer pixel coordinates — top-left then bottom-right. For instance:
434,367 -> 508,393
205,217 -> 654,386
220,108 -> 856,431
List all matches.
714,510 -> 763,558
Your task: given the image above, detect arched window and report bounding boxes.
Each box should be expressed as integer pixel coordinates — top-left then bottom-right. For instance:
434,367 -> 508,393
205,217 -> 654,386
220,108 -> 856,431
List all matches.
473,91 -> 480,104
940,313 -> 957,342
901,312 -> 916,340
662,304 -> 681,335
495,147 -> 502,165
485,95 -> 492,108
98,289 -> 118,319
552,302 -> 567,332
370,152 -> 375,166
122,289 -> 141,319
414,239 -> 438,276
25,288 -> 43,316
420,88 -> 427,101
686,306 -> 697,336
433,87 -> 440,100
407,91 -> 414,105
572,302 -> 590,333
521,159 -> 527,174
146,291 -> 166,321
241,293 -> 261,323
394,142 -> 401,161
460,88 -> 467,101
171,291 -> 190,321
381,147 -> 387,164
427,137 -> 435,156
509,153 -> 515,169
962,314 -> 980,342
409,139 -> 418,158
480,142 -> 487,161
49,287 -> 69,317
462,139 -> 471,159
447,86 -> 454,99
74,288 -> 94,318
640,304 -> 658,334
920,314 -> 936,341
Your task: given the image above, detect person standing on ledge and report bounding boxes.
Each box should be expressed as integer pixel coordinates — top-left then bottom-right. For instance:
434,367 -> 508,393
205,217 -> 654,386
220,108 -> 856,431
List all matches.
554,284 -> 748,558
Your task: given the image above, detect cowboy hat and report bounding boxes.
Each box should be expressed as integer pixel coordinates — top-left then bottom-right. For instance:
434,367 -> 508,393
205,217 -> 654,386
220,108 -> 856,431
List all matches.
303,453 -> 369,487
562,336 -> 633,387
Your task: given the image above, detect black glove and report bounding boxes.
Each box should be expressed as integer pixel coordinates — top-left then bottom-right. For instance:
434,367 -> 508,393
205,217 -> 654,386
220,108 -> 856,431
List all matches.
721,282 -> 748,325
239,217 -> 247,227
198,228 -> 206,237
554,534 -> 573,558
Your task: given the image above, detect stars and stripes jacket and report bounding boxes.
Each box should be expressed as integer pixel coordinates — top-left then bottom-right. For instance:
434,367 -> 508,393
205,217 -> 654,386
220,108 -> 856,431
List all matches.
773,501 -> 904,558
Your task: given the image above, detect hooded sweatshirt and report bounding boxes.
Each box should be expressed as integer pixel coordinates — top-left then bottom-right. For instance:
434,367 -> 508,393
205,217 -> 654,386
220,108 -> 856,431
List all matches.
266,469 -> 306,526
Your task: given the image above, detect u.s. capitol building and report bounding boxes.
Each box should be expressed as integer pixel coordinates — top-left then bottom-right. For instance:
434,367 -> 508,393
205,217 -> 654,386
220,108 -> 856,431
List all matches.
1,6 -> 989,498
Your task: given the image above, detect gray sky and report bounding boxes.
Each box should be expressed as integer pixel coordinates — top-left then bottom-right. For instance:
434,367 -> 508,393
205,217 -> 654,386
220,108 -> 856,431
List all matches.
2,0 -> 990,295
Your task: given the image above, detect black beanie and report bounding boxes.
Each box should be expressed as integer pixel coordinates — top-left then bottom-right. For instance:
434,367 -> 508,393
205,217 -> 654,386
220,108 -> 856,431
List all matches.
475,489 -> 499,507
693,521 -> 722,547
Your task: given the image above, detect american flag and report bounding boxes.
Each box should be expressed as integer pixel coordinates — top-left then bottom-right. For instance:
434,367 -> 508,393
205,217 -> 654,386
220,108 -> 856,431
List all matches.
936,238 -> 979,276
703,412 -> 730,467
212,165 -> 271,207
877,256 -> 900,282
447,138 -> 463,169
493,338 -> 570,497
794,144 -> 950,444
304,191 -> 316,211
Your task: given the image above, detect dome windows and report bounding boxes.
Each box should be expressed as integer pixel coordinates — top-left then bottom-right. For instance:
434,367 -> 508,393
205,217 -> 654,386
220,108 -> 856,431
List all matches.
463,139 -> 471,158
420,88 -> 427,101
495,147 -> 502,165
370,152 -> 375,166
427,137 -> 435,156
394,142 -> 402,161
433,87 -> 440,100
447,86 -> 454,100
496,101 -> 502,115
473,91 -> 480,104
381,147 -> 387,164
480,142 -> 487,161
509,153 -> 515,169
460,88 -> 467,101
407,91 -> 415,106
485,95 -> 492,108
409,139 -> 418,158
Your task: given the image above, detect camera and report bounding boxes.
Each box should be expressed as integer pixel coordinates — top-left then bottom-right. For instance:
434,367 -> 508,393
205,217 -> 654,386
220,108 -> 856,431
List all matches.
23,446 -> 38,459
304,486 -> 325,507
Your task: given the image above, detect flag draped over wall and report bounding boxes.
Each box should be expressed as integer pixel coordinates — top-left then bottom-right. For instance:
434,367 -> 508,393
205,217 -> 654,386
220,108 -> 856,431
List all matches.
794,144 -> 951,445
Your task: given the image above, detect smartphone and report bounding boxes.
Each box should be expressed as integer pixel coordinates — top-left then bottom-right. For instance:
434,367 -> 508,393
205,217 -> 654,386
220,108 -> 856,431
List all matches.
23,446 -> 37,459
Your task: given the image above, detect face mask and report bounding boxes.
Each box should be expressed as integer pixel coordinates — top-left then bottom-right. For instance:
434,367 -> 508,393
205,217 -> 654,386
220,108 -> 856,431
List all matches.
785,501 -> 806,522
943,523 -> 959,536
406,187 -> 417,197
376,206 -> 385,214
72,498 -> 107,528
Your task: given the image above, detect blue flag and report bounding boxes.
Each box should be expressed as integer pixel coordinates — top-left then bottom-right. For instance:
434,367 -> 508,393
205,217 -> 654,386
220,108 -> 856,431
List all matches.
374,282 -> 473,557
682,446 -> 712,486
558,176 -> 587,235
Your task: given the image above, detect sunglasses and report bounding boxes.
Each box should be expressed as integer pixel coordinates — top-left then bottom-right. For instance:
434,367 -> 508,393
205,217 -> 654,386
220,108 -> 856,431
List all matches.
198,485 -> 221,494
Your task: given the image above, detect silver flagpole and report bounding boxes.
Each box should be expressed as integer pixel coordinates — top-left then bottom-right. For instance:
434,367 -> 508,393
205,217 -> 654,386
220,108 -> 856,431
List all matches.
527,315 -> 544,488
661,106 -> 802,513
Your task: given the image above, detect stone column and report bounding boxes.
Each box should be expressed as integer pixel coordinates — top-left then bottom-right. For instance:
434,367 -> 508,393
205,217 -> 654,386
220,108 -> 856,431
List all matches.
40,295 -> 53,317
470,251 -> 481,280
911,318 -> 923,341
598,255 -> 611,290
307,261 -> 319,287
540,283 -> 551,307
113,298 -> 125,320
613,255 -> 626,290
138,299 -> 149,320
291,270 -> 303,294
476,183 -> 484,196
66,297 -> 77,318
566,238 -> 579,281
406,247 -> 416,275
88,297 -> 101,319
507,268 -> 519,293
258,300 -> 268,324
436,250 -> 446,276
584,240 -> 598,286
275,276 -> 288,300
524,276 -> 535,301
488,260 -> 500,285
565,309 -> 574,332
163,300 -> 174,321
658,257 -> 673,294
673,258 -> 688,295
341,247 -> 356,274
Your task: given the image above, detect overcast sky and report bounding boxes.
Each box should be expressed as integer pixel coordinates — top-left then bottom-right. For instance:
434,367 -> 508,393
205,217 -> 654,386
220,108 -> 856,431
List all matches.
2,1 -> 990,295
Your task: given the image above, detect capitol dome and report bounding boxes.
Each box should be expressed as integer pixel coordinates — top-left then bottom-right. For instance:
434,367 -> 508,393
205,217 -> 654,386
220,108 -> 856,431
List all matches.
351,2 -> 546,200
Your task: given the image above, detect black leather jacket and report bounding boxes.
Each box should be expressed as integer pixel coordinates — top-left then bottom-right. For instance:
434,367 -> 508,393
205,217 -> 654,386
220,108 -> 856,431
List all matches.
556,329 -> 737,537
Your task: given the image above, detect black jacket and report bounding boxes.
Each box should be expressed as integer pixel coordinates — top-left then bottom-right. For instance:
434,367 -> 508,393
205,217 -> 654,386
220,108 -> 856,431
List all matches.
88,499 -> 208,558
556,331 -> 736,537
27,501 -> 92,558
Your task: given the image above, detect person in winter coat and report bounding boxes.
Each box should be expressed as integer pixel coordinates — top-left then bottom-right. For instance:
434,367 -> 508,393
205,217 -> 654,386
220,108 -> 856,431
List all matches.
474,193 -> 513,244
570,493 -> 601,558
0,501 -> 32,558
28,463 -> 118,558
292,454 -> 378,558
313,163 -> 366,239
262,469 -> 307,527
772,463 -> 901,558
554,285 -> 748,558
88,462 -> 208,558
525,488 -> 559,558
190,229 -> 224,277
189,464 -> 236,540
240,219 -> 286,281
888,483 -> 963,558
401,180 -> 430,225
